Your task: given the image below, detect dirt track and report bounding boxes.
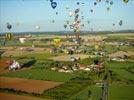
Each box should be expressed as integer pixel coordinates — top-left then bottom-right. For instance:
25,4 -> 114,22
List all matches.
0,93 -> 46,100
0,77 -> 62,94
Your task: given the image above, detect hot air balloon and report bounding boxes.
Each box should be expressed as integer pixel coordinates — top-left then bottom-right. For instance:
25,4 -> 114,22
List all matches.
53,38 -> 61,47
56,12 -> 58,15
90,9 -> 93,13
69,11 -> 74,17
51,2 -> 57,9
113,23 -> 115,26
76,2 -> 80,5
75,14 -> 79,19
16,22 -> 20,27
6,23 -> 12,30
107,7 -> 110,11
69,25 -> 74,29
52,20 -> 55,23
66,6 -> 69,10
119,20 -> 123,26
94,2 -> 97,6
64,24 -> 67,29
50,0 -> 53,2
96,0 -> 101,3
106,0 -> 109,3
75,8 -> 80,14
87,21 -> 90,24
110,1 -> 113,5
123,0 -> 129,3
35,25 -> 40,30
66,20 -> 69,24
6,33 -> 12,40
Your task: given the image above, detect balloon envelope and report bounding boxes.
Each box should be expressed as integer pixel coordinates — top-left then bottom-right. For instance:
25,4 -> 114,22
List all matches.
123,0 -> 129,3
35,25 -> 40,30
119,20 -> 123,26
7,23 -> 12,30
50,0 -> 53,2
51,2 -> 57,9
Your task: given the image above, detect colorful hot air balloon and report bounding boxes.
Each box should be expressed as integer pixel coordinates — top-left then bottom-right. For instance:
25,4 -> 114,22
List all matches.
51,2 -> 57,9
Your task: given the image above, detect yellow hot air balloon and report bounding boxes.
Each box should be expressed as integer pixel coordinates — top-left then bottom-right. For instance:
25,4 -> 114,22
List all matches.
53,38 -> 61,47
6,33 -> 12,40
95,44 -> 99,50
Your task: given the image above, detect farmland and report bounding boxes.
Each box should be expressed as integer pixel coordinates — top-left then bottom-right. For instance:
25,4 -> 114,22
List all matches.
0,33 -> 134,100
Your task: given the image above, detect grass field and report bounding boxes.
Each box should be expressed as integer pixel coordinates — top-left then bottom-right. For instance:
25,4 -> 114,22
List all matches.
107,61 -> 134,81
1,69 -> 74,82
109,84 -> 134,100
72,85 -> 102,100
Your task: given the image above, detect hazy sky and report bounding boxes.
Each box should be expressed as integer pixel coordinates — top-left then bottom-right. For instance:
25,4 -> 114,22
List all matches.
0,0 -> 134,33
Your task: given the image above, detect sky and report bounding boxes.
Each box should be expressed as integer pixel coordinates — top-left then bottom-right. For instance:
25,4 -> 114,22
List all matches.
0,0 -> 134,33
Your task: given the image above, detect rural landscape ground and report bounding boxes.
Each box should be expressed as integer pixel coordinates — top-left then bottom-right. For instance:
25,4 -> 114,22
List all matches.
0,33 -> 134,100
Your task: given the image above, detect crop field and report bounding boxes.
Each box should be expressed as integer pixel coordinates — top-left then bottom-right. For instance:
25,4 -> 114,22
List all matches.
0,77 -> 62,94
0,33 -> 134,99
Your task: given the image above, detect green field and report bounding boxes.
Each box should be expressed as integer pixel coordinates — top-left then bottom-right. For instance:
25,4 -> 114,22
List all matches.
1,69 -> 74,82
109,84 -> 134,100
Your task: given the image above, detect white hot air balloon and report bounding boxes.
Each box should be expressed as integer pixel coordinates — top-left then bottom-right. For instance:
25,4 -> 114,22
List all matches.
35,25 -> 40,30
69,11 -> 74,17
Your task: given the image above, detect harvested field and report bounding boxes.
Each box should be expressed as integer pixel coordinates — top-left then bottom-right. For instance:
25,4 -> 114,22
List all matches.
1,47 -> 50,57
0,77 -> 62,94
109,51 -> 134,58
50,54 -> 89,61
0,93 -> 46,100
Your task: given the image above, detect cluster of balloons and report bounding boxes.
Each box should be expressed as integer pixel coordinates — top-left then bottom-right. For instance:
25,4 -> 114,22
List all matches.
49,0 -> 57,9
69,8 -> 81,32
